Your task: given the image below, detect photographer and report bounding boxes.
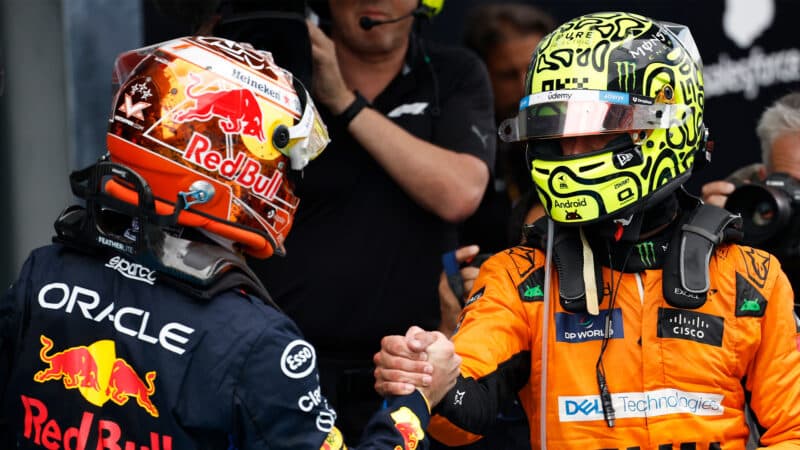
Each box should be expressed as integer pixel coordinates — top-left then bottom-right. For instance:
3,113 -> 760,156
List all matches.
702,92 -> 800,298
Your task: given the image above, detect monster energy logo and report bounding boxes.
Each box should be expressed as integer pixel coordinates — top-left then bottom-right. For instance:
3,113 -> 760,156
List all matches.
635,241 -> 656,267
616,61 -> 637,91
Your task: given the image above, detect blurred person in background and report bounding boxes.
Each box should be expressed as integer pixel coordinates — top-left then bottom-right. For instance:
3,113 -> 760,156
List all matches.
702,92 -> 800,303
458,2 -> 556,254
435,8 -> 554,446
246,0 -> 497,443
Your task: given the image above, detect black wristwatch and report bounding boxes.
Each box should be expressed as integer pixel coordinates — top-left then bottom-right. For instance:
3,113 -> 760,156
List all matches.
335,91 -> 370,127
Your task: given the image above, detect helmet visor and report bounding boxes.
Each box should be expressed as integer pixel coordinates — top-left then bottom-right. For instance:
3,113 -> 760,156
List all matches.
499,90 -> 692,142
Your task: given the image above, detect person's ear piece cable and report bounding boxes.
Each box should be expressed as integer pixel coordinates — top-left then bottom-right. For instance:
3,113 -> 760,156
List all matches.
594,239 -> 634,427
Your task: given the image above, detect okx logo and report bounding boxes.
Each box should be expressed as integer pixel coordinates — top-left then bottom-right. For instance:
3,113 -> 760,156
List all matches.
615,61 -> 637,91
635,241 -> 656,268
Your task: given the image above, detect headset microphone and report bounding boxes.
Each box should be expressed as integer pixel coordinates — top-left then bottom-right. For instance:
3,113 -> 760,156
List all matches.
359,6 -> 426,30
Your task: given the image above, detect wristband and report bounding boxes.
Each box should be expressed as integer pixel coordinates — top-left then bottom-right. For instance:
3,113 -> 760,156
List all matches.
335,90 -> 369,127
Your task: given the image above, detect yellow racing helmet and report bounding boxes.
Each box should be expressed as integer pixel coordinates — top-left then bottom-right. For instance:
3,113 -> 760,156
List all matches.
499,12 -> 707,225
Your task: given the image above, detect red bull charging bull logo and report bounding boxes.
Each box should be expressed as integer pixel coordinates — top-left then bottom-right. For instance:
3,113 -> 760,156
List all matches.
172,72 -> 266,142
33,335 -> 159,418
390,407 -> 425,450
321,427 -> 345,450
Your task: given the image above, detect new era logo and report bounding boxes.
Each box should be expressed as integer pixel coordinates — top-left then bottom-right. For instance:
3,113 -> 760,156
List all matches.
616,152 -> 634,167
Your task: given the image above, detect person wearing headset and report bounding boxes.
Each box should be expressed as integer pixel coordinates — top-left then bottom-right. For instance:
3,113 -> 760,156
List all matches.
373,12 -> 800,449
0,36 -> 462,449
248,0 -> 496,443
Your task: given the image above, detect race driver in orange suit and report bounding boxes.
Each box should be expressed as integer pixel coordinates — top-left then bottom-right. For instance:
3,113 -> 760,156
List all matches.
373,12 -> 800,449
0,36 -> 460,449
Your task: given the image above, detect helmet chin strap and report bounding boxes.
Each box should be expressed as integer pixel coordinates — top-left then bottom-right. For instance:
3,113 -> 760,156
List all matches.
585,193 -> 679,243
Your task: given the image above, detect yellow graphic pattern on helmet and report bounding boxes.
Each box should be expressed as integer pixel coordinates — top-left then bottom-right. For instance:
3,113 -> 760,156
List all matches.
520,12 -> 705,224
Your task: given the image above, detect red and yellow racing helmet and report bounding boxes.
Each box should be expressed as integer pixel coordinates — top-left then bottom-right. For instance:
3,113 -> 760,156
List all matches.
106,36 -> 328,258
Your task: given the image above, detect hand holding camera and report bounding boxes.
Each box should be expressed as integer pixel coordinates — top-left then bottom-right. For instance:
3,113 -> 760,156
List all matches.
725,172 -> 800,251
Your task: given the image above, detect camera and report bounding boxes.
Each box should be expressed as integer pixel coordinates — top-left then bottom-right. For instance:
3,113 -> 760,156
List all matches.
725,172 -> 800,253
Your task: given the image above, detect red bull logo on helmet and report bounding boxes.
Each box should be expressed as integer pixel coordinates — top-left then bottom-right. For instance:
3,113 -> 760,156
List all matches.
173,73 -> 266,142
182,132 -> 284,201
33,335 -> 159,418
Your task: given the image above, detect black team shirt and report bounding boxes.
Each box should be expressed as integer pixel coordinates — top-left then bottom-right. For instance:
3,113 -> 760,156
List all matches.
250,37 -> 496,361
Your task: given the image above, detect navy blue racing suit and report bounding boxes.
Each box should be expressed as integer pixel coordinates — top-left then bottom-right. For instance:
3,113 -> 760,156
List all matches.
0,244 -> 430,449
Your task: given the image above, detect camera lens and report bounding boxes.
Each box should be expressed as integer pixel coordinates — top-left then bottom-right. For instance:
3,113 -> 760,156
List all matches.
725,184 -> 793,245
752,200 -> 776,226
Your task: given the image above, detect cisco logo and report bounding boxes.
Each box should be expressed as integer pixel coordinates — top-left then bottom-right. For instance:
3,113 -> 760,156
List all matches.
657,308 -> 724,347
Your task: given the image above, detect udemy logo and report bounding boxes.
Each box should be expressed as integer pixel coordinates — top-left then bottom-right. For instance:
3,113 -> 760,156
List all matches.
556,309 -> 624,343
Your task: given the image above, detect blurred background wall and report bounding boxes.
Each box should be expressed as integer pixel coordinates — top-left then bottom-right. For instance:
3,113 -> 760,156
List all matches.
0,0 -> 141,288
1,0 -> 798,287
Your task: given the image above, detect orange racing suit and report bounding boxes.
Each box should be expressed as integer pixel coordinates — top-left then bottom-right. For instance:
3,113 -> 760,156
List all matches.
429,240 -> 800,449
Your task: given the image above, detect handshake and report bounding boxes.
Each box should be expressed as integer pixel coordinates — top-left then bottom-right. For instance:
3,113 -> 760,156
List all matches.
373,326 -> 462,408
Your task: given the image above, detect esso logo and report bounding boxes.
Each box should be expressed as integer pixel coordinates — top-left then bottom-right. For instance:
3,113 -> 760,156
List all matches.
280,340 -> 316,379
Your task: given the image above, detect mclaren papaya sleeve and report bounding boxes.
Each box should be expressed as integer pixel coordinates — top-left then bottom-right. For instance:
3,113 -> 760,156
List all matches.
429,248 -> 536,446
744,265 -> 800,447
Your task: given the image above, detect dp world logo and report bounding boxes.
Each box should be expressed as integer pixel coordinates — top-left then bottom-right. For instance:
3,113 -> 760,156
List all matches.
556,309 -> 624,343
